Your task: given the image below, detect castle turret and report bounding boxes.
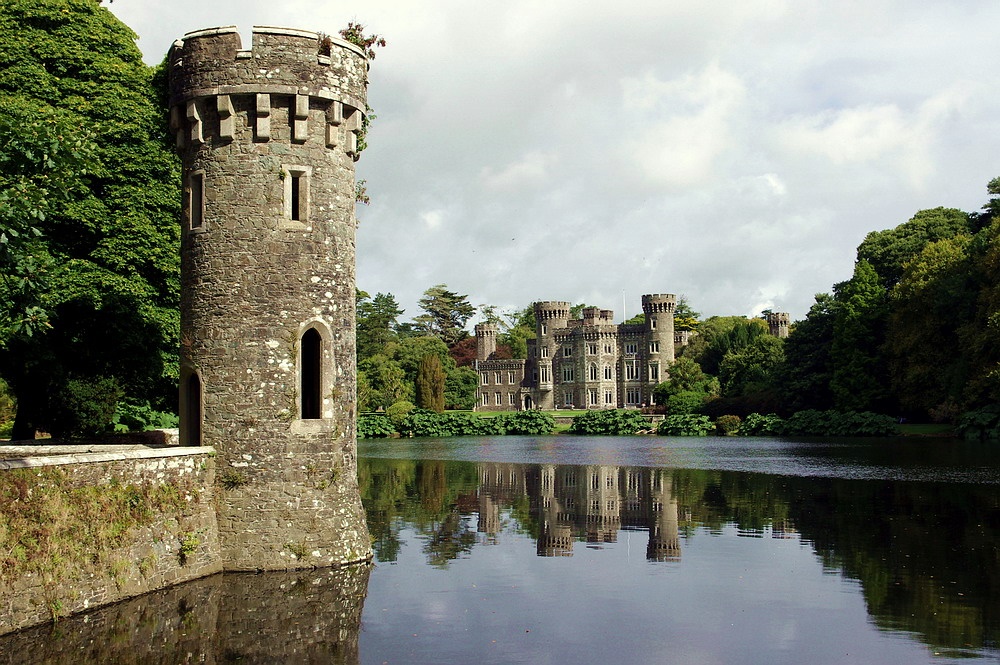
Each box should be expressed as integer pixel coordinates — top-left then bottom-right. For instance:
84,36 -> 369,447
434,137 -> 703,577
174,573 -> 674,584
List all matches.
533,301 -> 570,409
642,294 -> 676,400
169,26 -> 371,570
475,322 -> 498,361
766,311 -> 791,338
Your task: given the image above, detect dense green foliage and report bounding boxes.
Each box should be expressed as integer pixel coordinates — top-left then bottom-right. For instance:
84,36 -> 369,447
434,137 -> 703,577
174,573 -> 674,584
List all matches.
656,413 -> 714,436
395,408 -> 554,438
736,413 -> 784,436
568,409 -> 650,435
357,413 -> 396,438
415,354 -> 445,412
774,410 -> 899,437
0,0 -> 181,438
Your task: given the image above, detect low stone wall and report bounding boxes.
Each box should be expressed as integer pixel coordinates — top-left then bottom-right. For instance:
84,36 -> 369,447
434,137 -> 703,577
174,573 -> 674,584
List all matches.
0,446 -> 221,636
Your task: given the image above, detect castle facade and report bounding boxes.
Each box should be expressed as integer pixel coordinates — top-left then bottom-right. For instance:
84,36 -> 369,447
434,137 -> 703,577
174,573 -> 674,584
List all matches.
474,294 -> 678,411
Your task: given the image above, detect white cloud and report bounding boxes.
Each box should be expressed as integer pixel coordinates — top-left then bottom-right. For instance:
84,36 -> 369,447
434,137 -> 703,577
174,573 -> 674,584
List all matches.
110,0 -> 1000,322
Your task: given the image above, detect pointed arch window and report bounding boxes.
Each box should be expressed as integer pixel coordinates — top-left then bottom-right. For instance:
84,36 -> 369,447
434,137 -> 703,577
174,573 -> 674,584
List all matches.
301,328 -> 322,419
180,370 -> 203,446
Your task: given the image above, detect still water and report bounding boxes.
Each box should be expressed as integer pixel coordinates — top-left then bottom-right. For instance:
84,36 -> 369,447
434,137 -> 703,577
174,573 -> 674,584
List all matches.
3,435 -> 999,664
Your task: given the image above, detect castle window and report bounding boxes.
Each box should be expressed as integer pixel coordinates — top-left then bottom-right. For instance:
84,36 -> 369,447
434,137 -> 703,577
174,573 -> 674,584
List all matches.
482,392 -> 489,406
508,371 -> 516,384
541,323 -> 547,335
589,364 -> 598,381
650,317 -> 657,330
605,390 -> 613,405
481,372 -> 489,385
540,366 -> 550,383
625,361 -> 638,380
187,171 -> 205,231
604,365 -> 612,380
604,344 -> 613,354
496,372 -> 503,385
626,388 -> 641,405
300,328 -> 322,419
564,390 -> 574,407
649,362 -> 659,381
181,371 -> 203,446
625,343 -> 638,355
540,347 -> 548,358
563,346 -> 572,357
495,392 -> 502,406
589,389 -> 598,405
283,165 -> 312,223
649,341 -> 660,353
562,366 -> 575,383
588,343 -> 597,355
509,392 -> 517,405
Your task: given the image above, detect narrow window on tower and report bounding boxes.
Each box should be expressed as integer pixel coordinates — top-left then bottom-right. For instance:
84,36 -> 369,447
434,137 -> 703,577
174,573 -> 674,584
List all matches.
301,327 -> 322,419
188,171 -> 205,231
283,165 -> 311,224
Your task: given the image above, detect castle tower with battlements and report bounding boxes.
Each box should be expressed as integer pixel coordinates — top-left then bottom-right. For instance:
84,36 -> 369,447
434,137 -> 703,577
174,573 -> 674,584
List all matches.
168,26 -> 371,570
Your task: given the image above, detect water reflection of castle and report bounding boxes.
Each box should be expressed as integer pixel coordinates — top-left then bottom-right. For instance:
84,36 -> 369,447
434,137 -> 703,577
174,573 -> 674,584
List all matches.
477,464 -> 681,561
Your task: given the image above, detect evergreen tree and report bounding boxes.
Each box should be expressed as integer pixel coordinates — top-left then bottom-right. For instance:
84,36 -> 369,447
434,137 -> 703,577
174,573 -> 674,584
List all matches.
415,354 -> 445,413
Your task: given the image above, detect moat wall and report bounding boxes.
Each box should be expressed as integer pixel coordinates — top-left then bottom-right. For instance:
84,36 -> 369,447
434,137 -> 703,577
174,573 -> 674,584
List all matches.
0,447 -> 221,636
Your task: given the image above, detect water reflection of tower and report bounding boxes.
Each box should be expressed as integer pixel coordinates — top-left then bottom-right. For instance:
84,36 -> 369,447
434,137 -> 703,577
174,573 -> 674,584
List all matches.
537,464 -> 573,556
477,463 -> 527,543
584,465 -> 620,543
646,469 -> 681,561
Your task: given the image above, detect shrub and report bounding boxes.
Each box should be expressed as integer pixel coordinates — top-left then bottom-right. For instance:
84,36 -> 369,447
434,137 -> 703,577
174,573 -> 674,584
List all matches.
714,414 -> 741,436
48,377 -> 122,438
657,414 -> 714,436
775,410 -> 898,437
385,401 -> 415,427
737,413 -> 784,436
499,410 -> 555,435
569,409 -> 650,435
956,406 -> 1000,440
358,413 -> 396,438
665,391 -> 707,415
113,402 -> 179,432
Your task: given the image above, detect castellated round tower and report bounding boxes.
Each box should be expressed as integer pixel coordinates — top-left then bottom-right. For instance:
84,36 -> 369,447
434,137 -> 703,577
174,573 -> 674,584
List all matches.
642,293 -> 676,367
168,26 -> 371,570
533,301 -> 571,410
475,322 -> 498,361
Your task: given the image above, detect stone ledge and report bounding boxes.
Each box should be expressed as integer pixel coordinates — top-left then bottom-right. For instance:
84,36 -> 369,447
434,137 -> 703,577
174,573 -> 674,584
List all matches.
0,446 -> 216,470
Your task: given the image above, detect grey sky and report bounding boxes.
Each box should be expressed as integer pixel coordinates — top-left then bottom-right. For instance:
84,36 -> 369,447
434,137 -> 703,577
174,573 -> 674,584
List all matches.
110,0 -> 1000,324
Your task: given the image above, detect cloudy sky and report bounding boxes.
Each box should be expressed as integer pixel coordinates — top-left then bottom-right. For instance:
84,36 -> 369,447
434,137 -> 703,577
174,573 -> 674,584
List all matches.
110,0 -> 1000,324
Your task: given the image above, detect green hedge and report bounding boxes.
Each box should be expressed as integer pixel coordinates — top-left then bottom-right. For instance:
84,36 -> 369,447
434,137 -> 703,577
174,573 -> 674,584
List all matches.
568,409 -> 650,435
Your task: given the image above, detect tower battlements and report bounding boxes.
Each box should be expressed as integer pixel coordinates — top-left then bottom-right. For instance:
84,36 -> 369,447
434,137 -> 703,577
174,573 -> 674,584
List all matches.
168,26 -> 367,156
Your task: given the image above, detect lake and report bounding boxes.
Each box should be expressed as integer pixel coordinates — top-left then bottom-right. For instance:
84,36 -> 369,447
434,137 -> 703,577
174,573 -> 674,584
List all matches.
3,435 -> 999,664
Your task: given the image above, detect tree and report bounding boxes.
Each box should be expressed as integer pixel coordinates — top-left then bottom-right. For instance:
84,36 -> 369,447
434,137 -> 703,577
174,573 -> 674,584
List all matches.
414,284 -> 475,346
652,357 -> 718,405
357,289 -> 403,361
857,207 -> 972,290
830,261 -> 890,412
781,294 -> 837,411
415,354 -> 445,413
358,354 -> 410,411
0,0 -> 182,438
886,236 -> 975,418
674,295 -> 700,332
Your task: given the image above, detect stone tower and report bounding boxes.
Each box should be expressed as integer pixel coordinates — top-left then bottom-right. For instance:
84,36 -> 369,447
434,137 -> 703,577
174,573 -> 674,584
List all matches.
766,311 -> 791,338
642,293 -> 676,389
533,301 -> 571,410
475,322 -> 498,361
168,26 -> 371,570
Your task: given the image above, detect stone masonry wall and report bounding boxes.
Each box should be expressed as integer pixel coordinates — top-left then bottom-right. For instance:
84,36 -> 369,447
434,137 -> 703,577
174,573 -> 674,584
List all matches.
169,26 -> 371,570
0,447 -> 220,636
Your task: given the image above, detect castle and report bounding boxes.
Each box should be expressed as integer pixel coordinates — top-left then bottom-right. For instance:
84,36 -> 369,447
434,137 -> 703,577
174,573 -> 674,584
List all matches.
474,296 -> 791,411
169,26 -> 371,570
